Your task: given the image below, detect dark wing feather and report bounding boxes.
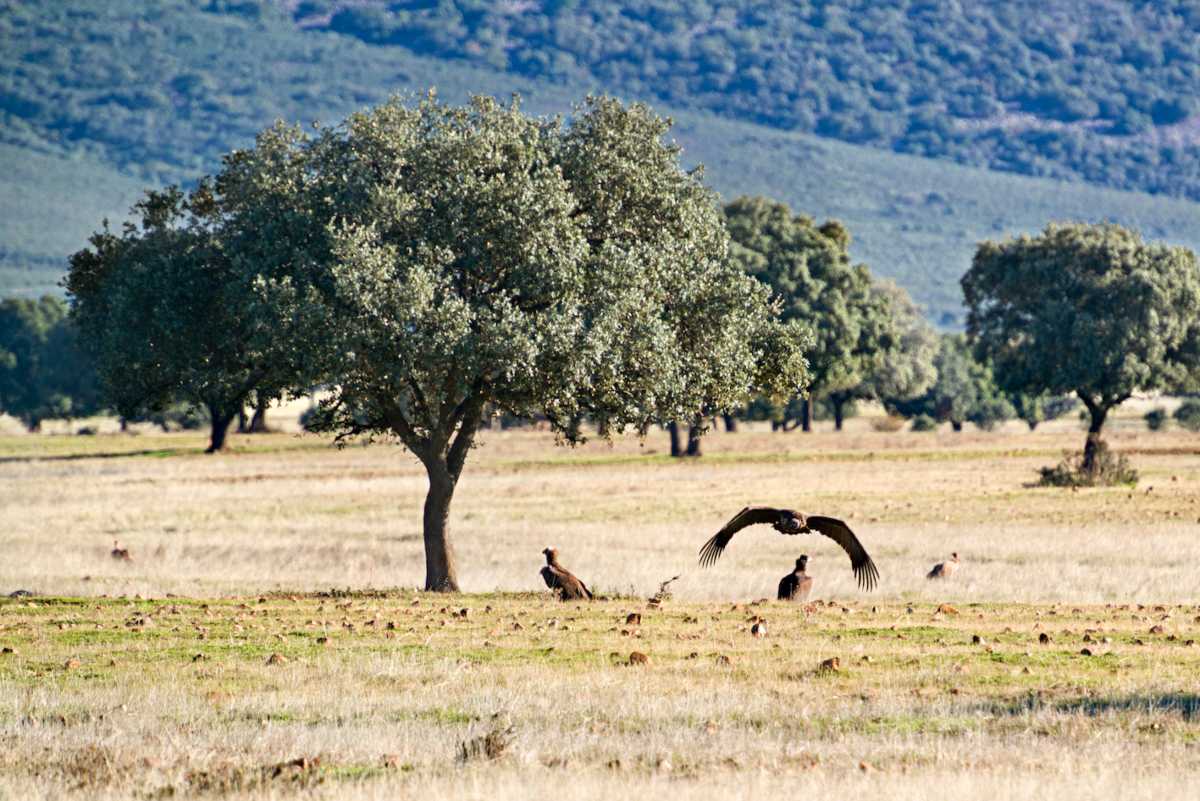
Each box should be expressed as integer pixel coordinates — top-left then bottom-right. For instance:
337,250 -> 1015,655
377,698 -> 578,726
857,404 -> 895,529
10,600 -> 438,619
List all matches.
544,564 -> 592,600
805,516 -> 880,591
698,506 -> 784,567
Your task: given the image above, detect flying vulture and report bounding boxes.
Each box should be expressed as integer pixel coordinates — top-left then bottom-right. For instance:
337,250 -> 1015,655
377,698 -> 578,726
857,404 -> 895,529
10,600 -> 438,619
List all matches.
699,506 -> 879,591
777,554 -> 814,601
540,547 -> 593,601
927,552 -> 959,579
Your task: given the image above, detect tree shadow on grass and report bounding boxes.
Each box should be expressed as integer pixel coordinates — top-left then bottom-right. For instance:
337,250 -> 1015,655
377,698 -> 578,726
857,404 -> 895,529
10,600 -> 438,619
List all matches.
0,448 -> 201,463
981,692 -> 1200,720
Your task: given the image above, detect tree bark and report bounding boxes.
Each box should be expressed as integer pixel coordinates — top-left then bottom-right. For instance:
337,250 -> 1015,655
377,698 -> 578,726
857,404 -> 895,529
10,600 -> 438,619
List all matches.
722,414 -> 737,433
1081,397 -> 1109,474
832,398 -> 846,431
412,394 -> 485,592
205,405 -> 235,453
236,407 -> 249,433
421,460 -> 460,592
668,421 -> 683,457
685,418 -> 703,457
800,396 -> 814,432
248,401 -> 270,433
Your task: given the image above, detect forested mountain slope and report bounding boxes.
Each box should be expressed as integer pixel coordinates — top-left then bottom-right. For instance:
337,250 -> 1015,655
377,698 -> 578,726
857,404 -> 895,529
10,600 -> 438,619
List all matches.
290,0 -> 1200,200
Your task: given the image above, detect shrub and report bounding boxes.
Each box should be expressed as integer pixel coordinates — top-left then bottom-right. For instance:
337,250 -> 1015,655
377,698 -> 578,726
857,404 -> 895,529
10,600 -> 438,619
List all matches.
1144,407 -> 1168,431
1174,400 -> 1200,432
910,414 -> 938,432
871,415 -> 906,432
1036,440 -> 1138,487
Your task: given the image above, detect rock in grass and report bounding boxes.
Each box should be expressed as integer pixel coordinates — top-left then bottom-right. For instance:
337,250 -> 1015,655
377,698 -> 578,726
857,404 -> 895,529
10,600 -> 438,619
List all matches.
266,653 -> 287,665
818,657 -> 840,673
1039,632 -> 1052,644
627,651 -> 650,666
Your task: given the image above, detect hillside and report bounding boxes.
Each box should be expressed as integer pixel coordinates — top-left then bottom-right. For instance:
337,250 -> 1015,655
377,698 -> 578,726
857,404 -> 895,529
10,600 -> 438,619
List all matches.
2,0 -> 1200,324
288,0 -> 1200,201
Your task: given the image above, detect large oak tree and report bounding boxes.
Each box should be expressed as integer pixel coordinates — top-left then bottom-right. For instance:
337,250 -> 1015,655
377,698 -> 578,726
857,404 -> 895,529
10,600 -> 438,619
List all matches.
250,95 -> 809,591
963,223 -> 1200,470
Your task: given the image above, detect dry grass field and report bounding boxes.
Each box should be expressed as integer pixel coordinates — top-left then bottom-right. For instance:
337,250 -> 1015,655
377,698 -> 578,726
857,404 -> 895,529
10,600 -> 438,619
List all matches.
1,414 -> 1199,799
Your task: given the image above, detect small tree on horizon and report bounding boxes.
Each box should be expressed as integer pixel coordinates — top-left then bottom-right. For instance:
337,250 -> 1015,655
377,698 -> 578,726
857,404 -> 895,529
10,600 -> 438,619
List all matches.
963,223 -> 1200,473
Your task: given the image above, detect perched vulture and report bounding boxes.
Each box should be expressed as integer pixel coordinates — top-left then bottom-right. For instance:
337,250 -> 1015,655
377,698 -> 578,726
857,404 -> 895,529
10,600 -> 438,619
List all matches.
927,552 -> 960,580
699,506 -> 879,591
540,547 -> 592,601
110,540 -> 132,561
777,554 -> 814,602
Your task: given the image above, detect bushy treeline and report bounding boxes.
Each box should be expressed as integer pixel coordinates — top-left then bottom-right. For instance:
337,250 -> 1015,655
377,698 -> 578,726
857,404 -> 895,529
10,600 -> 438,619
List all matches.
299,0 -> 1200,200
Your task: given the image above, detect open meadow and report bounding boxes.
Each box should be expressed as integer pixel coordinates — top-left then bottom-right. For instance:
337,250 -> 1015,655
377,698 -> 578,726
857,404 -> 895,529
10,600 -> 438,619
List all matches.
2,416 -> 1199,799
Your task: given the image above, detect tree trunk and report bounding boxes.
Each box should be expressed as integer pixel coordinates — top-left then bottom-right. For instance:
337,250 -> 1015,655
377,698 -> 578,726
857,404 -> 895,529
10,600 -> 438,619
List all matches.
668,421 -> 683,457
236,408 -> 249,433
205,405 -> 235,453
248,401 -> 270,433
770,419 -> 781,432
421,461 -> 460,592
722,414 -> 737,433
1081,399 -> 1109,474
950,420 -> 963,432
800,396 -> 814,432
686,419 -> 702,457
832,398 -> 846,431
119,417 -> 129,432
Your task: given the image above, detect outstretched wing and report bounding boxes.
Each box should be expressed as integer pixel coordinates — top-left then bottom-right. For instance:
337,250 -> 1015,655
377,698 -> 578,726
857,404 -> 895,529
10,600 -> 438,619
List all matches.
806,516 -> 879,591
698,506 -> 785,567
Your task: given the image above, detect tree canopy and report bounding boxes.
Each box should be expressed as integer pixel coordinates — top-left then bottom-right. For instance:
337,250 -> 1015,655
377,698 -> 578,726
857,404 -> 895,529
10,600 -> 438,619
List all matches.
724,196 -> 896,430
245,95 -> 809,590
887,334 -> 1014,432
66,183 -> 303,452
963,222 -> 1200,469
0,295 -> 100,429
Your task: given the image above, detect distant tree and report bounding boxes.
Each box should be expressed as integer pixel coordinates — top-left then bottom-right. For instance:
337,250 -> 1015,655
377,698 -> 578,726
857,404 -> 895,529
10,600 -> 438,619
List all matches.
255,95 -> 809,591
725,196 -> 895,432
66,184 -> 297,453
1008,392 -> 1078,430
964,223 -> 1200,472
0,295 -> 100,429
890,334 -> 1014,431
831,279 -> 938,430
1175,400 -> 1200,432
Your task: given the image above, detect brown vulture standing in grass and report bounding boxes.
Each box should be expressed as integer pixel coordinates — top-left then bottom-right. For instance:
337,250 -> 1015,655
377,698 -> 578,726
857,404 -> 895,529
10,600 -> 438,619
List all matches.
699,506 -> 879,591
778,554 -> 814,601
927,552 -> 960,579
540,547 -> 593,601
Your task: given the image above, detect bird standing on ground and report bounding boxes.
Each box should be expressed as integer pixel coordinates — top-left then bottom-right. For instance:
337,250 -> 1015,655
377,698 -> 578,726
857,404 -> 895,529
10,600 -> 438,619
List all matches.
539,547 -> 592,601
699,506 -> 879,591
927,552 -> 959,579
778,555 -> 814,601
110,540 -> 132,561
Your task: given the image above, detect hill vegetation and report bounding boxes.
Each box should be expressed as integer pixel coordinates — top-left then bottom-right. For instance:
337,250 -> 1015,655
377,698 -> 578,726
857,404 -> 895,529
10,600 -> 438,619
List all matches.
296,0 -> 1200,200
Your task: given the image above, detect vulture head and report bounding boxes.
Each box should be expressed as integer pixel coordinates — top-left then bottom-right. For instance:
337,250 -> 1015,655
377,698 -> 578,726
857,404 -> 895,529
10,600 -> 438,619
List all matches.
795,554 -> 809,572
542,547 -> 558,565
951,552 -> 960,561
